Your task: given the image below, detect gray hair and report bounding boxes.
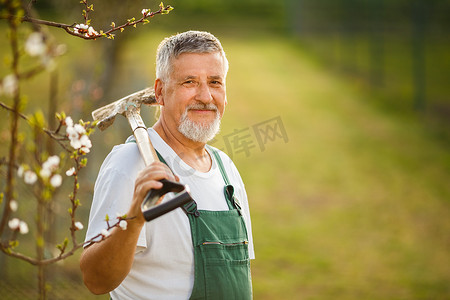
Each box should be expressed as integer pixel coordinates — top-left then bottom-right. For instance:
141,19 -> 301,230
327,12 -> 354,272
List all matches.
156,30 -> 229,81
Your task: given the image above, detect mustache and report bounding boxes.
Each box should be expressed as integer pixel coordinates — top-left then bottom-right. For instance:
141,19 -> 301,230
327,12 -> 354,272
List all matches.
186,103 -> 218,111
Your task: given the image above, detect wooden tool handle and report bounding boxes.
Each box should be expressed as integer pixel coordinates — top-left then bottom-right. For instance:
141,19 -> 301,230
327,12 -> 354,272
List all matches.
134,127 -> 158,166
125,109 -> 158,166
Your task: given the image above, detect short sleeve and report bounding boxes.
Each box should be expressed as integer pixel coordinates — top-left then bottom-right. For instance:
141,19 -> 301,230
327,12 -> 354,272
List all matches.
84,144 -> 147,249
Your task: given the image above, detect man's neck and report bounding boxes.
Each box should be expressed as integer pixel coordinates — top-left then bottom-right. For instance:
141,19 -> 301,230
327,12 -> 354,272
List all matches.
153,121 -> 212,173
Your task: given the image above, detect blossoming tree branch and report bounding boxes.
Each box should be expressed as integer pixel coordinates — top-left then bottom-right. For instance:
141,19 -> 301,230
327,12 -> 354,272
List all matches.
0,0 -> 172,298
21,1 -> 173,40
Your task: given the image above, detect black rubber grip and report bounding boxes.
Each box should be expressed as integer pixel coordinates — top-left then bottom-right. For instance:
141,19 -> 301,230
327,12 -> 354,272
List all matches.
141,179 -> 192,221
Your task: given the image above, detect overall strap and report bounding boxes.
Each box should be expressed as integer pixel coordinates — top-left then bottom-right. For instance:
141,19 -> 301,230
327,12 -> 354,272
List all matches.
207,145 -> 242,212
208,145 -> 230,185
155,151 -> 167,165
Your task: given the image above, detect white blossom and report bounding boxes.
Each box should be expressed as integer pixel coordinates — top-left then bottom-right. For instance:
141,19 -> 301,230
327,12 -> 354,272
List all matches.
41,155 -> 60,179
70,137 -> 82,149
17,165 -> 24,177
24,170 -> 37,184
80,146 -> 90,153
119,220 -> 127,230
80,134 -> 91,146
70,134 -> 92,152
74,23 -> 89,34
66,126 -> 79,140
50,174 -> 62,188
9,218 -> 28,234
74,124 -> 86,135
2,74 -> 18,97
25,32 -> 46,57
9,200 -> 18,212
79,134 -> 92,153
101,229 -> 111,237
55,44 -> 67,56
47,155 -> 60,166
19,221 -> 29,234
66,167 -> 75,176
79,146 -> 89,154
74,221 -> 84,230
39,167 -> 51,179
66,118 -> 92,152
142,8 -> 150,16
42,155 -> 60,172
8,218 -> 20,230
65,116 -> 73,127
88,26 -> 98,37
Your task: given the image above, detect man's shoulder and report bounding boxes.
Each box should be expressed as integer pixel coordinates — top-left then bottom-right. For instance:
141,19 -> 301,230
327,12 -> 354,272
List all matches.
100,141 -> 143,174
109,140 -> 140,159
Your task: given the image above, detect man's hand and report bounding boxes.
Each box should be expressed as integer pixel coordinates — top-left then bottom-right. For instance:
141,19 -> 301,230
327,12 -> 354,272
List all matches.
128,161 -> 179,224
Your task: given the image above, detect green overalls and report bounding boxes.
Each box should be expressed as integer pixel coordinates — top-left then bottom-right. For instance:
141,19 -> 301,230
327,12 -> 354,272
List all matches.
157,147 -> 252,299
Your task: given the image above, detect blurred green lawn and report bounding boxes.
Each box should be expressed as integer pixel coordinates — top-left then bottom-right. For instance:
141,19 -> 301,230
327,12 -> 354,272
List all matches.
220,34 -> 450,299
1,24 -> 449,299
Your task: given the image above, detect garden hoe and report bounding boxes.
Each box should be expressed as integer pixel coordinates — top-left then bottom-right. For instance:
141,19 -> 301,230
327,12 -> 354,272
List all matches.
91,87 -> 192,221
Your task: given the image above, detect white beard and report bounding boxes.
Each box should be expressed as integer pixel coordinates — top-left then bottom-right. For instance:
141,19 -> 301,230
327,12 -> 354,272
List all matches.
177,103 -> 221,143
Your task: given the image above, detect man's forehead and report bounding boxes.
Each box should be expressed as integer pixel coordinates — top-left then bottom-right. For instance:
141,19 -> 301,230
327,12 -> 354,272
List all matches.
170,52 -> 226,77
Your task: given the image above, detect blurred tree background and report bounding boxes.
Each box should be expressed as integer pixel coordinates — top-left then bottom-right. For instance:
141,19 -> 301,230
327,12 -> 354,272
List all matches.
1,0 -> 449,299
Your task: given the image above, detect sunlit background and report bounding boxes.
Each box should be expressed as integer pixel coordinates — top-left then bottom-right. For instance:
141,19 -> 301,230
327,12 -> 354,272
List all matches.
1,0 -> 449,299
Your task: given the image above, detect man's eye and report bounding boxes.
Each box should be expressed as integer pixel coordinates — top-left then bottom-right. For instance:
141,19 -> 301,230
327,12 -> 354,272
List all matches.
210,81 -> 222,86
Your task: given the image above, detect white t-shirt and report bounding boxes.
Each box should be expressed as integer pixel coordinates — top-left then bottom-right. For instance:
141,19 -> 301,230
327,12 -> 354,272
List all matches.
84,128 -> 254,300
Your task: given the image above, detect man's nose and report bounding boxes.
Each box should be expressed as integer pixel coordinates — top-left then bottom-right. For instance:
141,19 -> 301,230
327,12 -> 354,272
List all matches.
195,82 -> 213,103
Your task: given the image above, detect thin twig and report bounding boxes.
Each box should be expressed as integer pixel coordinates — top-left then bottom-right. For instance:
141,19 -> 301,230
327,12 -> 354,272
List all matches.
0,101 -> 71,151
0,101 -> 28,120
11,5 -> 172,40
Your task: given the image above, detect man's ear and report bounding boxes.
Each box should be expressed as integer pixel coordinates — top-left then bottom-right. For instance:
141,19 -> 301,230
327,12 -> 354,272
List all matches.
154,79 -> 164,105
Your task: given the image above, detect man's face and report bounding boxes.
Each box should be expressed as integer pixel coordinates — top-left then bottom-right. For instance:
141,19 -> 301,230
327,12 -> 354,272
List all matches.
156,52 -> 227,142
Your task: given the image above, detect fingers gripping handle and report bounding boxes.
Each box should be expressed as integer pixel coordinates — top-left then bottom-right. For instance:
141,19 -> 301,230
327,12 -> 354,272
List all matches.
141,179 -> 192,221
126,111 -> 191,220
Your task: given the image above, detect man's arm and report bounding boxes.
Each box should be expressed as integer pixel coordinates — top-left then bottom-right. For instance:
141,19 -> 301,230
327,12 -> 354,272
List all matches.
80,162 -> 175,294
79,218 -> 145,294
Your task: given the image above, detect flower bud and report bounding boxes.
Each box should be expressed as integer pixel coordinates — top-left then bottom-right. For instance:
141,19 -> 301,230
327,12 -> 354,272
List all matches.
19,221 -> 29,234
50,174 -> 62,188
75,221 -> 84,230
101,229 -> 111,237
24,170 -> 38,185
119,220 -> 128,230
8,218 -> 20,230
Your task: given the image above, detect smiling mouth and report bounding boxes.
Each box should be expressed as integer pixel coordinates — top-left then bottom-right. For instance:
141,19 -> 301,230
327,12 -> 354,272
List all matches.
187,103 -> 218,114
189,109 -> 216,113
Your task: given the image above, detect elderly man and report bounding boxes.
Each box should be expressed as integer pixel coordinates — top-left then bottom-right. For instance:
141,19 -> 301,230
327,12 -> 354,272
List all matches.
80,31 -> 254,299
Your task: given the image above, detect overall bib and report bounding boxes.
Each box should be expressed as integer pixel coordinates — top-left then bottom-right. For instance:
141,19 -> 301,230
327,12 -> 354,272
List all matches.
157,147 -> 252,300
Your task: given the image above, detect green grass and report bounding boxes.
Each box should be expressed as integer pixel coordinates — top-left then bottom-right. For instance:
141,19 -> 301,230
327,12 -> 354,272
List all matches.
1,24 -> 450,299
297,33 -> 450,114
220,35 -> 450,299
